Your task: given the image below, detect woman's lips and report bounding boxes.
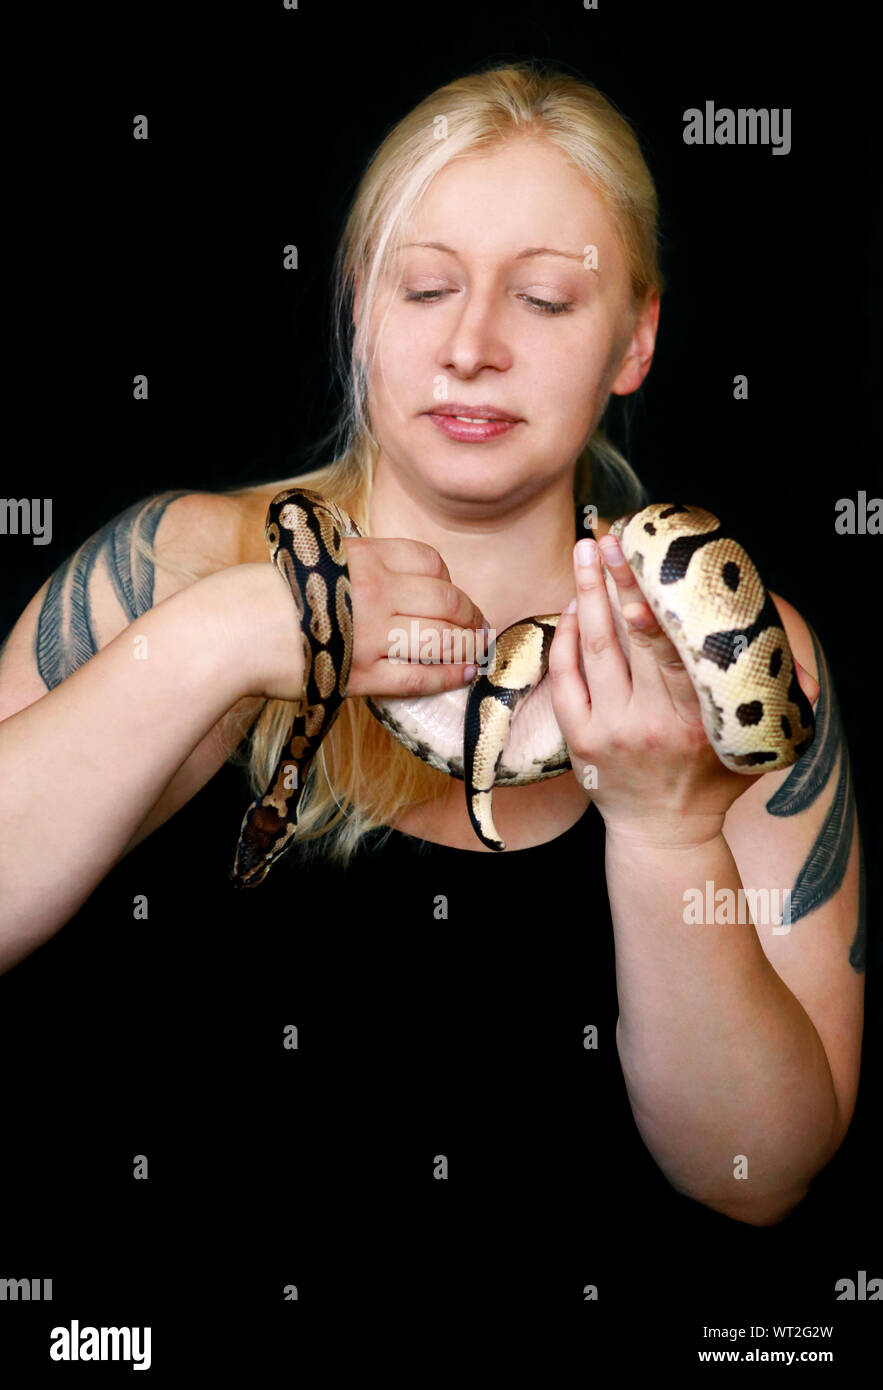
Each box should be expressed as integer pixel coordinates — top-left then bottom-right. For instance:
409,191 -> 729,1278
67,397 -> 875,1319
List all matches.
425,413 -> 521,442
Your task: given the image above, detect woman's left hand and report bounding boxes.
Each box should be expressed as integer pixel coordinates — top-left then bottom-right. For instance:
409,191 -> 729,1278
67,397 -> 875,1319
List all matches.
548,532 -> 760,848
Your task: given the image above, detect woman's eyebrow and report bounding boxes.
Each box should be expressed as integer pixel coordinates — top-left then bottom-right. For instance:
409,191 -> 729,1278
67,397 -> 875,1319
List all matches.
401,240 -> 585,262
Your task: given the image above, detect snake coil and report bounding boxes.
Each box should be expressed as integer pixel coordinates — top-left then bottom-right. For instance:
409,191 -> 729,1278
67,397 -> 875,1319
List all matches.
231,489 -> 815,886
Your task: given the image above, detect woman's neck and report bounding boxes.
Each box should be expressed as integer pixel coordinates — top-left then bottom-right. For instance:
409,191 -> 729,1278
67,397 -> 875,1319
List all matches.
368,459 -> 597,632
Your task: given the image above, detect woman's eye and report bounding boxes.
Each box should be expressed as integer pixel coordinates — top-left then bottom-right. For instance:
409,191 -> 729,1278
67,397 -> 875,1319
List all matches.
518,294 -> 574,315
402,289 -> 450,303
401,288 -> 574,315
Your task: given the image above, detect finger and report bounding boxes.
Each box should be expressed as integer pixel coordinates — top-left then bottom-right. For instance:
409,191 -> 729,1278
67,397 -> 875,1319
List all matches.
573,538 -> 632,708
384,615 -> 489,666
597,531 -> 652,614
547,600 -> 593,733
351,657 -> 478,699
620,604 -> 705,725
390,575 -> 486,632
599,534 -> 702,724
352,535 -> 452,580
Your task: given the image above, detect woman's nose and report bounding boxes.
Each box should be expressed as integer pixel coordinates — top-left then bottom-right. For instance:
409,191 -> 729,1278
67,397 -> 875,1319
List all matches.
439,291 -> 513,376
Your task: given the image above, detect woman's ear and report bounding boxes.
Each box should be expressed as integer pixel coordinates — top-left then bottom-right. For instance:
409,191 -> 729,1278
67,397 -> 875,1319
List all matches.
609,291 -> 660,398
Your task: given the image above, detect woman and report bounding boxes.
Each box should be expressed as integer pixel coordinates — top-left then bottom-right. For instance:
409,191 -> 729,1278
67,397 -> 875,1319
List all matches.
0,63 -> 863,1235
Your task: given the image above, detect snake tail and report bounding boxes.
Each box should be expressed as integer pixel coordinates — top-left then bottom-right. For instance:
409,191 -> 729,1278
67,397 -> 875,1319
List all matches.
463,616 -> 560,851
230,489 -> 357,888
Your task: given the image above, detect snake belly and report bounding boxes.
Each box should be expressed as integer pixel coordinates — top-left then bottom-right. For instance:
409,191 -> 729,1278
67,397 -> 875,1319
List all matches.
231,492 -> 815,885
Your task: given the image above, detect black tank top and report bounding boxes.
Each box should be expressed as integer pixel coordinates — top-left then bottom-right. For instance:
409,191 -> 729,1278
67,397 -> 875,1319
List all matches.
4,751 -> 844,1334
212,770 -> 694,1311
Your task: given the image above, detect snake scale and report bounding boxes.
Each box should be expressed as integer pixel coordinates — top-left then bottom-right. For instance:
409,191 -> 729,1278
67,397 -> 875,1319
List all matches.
231,488 -> 815,886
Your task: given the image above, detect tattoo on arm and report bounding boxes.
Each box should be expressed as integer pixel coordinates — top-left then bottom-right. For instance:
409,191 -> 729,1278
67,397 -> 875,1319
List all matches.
766,625 -> 865,971
854,831 -> 867,973
34,492 -> 191,691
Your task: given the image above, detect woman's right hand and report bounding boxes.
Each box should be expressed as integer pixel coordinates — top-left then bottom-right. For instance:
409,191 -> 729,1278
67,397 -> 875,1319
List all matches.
250,537 -> 487,702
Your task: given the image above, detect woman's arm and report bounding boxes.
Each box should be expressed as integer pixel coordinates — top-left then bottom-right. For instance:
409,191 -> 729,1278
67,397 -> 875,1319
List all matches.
608,599 -> 862,1226
0,489 -> 488,972
606,829 -> 852,1227
0,559 -> 301,973
0,490 -> 271,861
549,537 -> 862,1226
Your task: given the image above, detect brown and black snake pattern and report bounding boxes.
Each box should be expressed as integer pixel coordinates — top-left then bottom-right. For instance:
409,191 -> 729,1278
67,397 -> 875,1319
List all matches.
231,491 -> 815,884
232,491 -> 357,886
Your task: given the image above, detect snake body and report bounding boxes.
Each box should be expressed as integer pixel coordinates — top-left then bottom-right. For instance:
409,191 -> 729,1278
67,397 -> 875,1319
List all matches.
231,489 -> 815,886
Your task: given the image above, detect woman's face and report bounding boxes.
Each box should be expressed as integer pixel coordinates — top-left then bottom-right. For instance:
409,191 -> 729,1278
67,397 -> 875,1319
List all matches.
361,136 -> 658,514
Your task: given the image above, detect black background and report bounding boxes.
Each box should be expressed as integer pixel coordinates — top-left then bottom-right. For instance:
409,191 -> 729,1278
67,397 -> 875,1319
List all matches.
2,0 -> 881,1377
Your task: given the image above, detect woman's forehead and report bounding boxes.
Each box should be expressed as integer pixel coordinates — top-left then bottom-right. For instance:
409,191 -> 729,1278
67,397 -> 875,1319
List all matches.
398,147 -> 619,260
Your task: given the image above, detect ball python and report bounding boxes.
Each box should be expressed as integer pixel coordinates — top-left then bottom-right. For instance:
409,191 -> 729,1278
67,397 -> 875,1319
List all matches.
231,489 -> 815,886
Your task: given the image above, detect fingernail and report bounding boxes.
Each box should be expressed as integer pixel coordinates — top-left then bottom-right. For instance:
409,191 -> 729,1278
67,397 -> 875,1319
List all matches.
575,539 -> 597,566
463,665 -> 477,682
599,535 -> 623,563
565,597 -> 577,614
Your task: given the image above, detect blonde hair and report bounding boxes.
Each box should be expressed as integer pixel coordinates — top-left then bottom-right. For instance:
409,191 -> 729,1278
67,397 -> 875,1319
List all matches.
142,60 -> 667,866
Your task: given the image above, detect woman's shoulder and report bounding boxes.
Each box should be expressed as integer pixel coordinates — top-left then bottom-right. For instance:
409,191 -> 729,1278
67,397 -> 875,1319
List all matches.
0,485 -> 271,716
152,486 -> 273,578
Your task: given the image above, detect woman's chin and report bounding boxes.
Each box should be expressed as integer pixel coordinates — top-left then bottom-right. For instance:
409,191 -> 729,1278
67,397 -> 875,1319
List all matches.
426,478 -> 534,512
413,459 -> 548,510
